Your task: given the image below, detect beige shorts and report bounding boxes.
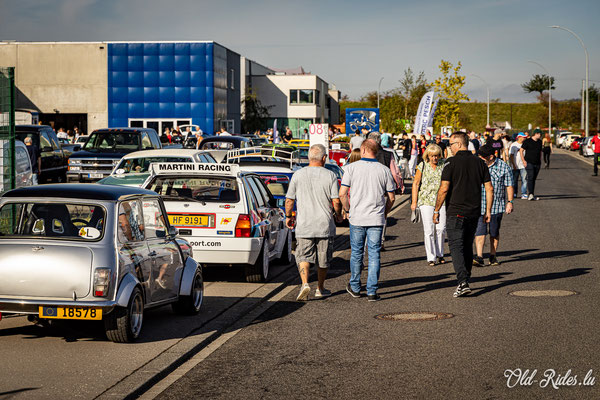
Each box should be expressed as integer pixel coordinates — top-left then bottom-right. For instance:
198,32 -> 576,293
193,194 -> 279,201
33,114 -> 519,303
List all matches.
295,237 -> 333,269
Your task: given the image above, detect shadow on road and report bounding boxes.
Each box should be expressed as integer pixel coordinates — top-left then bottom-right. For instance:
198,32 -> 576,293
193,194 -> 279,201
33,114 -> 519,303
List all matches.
537,194 -> 598,200
0,387 -> 41,399
470,267 -> 592,297
500,249 -> 589,263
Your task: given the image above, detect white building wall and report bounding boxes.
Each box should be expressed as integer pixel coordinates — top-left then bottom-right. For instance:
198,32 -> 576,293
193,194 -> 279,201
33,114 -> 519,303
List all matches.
252,75 -> 322,121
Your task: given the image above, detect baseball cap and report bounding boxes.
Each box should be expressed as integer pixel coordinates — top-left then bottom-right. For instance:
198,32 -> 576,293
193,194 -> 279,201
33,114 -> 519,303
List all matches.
478,144 -> 494,158
517,132 -> 528,138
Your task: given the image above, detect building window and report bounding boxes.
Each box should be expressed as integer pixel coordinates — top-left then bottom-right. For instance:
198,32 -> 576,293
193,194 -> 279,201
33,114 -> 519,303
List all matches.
289,89 -> 316,105
230,69 -> 235,90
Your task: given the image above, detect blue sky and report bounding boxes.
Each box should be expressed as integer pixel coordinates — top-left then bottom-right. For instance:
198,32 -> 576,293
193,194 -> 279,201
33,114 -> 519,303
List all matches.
0,0 -> 598,102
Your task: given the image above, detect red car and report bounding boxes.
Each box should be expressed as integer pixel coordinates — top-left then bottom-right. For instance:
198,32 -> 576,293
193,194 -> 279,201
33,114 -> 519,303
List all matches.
329,149 -> 350,167
570,137 -> 583,151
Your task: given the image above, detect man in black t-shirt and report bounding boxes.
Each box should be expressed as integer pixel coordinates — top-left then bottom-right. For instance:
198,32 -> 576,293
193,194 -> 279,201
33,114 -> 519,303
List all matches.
519,131 -> 543,200
488,129 -> 504,159
282,127 -> 294,144
434,132 -> 493,297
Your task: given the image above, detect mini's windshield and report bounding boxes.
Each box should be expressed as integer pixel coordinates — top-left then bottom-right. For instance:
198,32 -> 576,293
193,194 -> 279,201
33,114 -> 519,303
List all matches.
149,176 -> 239,203
83,132 -> 140,152
115,157 -> 192,174
0,202 -> 105,240
257,174 -> 290,197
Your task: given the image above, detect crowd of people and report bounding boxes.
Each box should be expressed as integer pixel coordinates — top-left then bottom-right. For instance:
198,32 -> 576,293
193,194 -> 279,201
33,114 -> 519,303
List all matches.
286,126 -> 560,301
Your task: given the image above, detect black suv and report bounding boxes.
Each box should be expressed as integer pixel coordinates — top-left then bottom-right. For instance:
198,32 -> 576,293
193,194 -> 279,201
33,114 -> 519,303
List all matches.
15,125 -> 69,183
66,128 -> 162,182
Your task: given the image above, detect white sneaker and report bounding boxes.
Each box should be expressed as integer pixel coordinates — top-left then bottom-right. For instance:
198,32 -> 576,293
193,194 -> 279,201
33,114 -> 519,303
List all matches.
528,194 -> 534,201
520,195 -> 528,200
315,288 -> 331,298
296,284 -> 310,301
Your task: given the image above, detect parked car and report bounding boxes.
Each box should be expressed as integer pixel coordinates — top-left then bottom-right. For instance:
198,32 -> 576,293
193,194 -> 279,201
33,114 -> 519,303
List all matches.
67,128 -> 163,182
0,184 -> 203,342
74,136 -> 89,145
562,134 -> 581,149
1,141 -> 33,194
15,125 -> 69,183
144,163 -> 292,282
57,137 -> 82,154
329,149 -> 350,167
97,149 -> 217,188
556,131 -> 572,148
570,137 -> 583,151
580,136 -> 595,157
198,136 -> 253,162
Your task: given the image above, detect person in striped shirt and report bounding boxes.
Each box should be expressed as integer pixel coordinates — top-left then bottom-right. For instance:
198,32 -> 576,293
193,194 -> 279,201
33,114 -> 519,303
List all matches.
474,144 -> 514,267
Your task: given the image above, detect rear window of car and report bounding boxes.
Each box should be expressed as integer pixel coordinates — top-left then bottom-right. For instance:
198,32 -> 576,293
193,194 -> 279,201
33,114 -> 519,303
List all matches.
201,141 -> 234,150
257,174 -> 290,197
0,202 -> 105,241
149,176 -> 240,203
115,156 -> 192,174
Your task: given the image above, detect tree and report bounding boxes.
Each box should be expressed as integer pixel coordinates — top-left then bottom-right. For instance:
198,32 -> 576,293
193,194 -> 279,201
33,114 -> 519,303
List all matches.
589,84 -> 599,103
241,89 -> 272,133
398,68 -> 428,119
522,74 -> 555,98
432,60 -> 469,130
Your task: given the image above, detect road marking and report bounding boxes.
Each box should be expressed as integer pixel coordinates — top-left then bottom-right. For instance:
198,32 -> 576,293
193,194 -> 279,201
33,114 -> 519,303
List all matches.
139,285 -> 297,400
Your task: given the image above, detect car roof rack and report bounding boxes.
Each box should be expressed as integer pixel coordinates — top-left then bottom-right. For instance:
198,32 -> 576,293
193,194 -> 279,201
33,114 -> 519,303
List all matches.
226,146 -> 300,169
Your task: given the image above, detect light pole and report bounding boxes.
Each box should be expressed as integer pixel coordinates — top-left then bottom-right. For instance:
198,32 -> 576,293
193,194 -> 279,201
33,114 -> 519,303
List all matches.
472,74 -> 490,128
528,60 -> 552,134
377,77 -> 384,109
551,25 -> 589,136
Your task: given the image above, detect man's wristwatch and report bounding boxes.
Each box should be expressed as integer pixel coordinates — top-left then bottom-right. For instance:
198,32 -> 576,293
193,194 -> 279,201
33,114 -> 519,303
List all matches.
433,211 -> 439,214
507,200 -> 513,204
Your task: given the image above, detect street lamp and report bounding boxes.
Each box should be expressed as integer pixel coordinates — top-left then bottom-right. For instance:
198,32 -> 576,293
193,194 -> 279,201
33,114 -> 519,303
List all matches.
472,74 -> 490,128
377,77 -> 384,109
528,60 -> 552,134
550,25 -> 589,136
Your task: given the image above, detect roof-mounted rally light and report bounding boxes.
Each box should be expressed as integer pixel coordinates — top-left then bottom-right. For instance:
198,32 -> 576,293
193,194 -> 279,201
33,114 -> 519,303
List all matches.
149,162 -> 240,176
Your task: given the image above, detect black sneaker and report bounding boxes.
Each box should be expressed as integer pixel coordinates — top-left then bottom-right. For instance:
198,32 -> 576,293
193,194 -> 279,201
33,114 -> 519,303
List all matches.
346,283 -> 361,298
367,294 -> 380,302
453,282 -> 472,298
489,255 -> 500,266
473,256 -> 485,267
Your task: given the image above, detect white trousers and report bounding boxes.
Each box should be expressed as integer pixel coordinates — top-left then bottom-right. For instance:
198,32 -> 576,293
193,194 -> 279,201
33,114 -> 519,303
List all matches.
419,205 -> 446,262
409,155 -> 418,177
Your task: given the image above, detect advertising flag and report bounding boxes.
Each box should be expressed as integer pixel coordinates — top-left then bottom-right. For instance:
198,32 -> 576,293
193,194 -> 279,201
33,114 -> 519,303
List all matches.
413,91 -> 436,136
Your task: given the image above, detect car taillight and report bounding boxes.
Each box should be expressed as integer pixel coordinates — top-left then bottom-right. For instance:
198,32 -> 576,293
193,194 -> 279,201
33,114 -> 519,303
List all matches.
93,268 -> 111,297
235,214 -> 251,237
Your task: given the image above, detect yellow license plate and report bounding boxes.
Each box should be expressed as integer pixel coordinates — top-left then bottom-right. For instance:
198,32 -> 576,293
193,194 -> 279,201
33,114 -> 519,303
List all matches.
168,214 -> 212,227
39,306 -> 102,320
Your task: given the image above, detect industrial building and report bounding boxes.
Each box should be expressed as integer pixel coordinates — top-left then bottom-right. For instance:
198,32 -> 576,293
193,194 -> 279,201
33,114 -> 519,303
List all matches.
0,41 -> 340,136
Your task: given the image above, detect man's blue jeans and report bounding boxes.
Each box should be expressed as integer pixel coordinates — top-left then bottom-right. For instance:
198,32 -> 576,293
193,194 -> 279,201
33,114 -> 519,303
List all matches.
349,224 -> 383,296
512,168 -> 527,197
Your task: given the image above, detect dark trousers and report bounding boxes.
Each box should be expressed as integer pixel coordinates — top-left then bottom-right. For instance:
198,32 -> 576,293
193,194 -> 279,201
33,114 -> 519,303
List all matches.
594,153 -> 600,175
543,148 -> 551,167
525,163 -> 541,196
446,215 -> 479,285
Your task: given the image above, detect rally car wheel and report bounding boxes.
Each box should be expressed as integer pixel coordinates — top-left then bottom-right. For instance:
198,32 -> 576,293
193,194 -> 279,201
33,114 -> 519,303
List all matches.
276,230 -> 293,265
172,267 -> 204,315
104,287 -> 144,343
245,238 -> 269,283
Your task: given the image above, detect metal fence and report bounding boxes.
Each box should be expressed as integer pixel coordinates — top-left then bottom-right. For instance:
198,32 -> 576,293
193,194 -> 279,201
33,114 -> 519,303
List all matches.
0,67 -> 16,193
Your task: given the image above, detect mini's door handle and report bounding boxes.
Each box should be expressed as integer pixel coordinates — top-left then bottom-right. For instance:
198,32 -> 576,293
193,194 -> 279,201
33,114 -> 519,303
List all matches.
149,251 -> 157,257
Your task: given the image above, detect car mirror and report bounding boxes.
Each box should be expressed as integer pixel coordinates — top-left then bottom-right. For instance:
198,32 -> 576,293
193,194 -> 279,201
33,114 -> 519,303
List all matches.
168,226 -> 178,237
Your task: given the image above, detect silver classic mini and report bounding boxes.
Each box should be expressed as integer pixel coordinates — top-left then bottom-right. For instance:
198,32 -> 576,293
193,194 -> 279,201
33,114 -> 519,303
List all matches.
0,184 -> 203,342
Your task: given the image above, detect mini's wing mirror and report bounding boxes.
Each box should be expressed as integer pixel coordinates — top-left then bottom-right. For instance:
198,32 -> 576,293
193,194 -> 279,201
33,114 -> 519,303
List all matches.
168,226 -> 178,237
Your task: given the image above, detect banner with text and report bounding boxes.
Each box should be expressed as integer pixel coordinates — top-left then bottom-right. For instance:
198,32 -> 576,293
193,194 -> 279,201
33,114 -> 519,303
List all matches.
413,91 -> 436,137
309,123 -> 329,156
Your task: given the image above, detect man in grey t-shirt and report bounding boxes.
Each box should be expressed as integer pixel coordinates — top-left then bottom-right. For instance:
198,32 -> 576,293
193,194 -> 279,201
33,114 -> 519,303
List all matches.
286,144 -> 342,301
350,129 -> 365,151
339,139 -> 396,301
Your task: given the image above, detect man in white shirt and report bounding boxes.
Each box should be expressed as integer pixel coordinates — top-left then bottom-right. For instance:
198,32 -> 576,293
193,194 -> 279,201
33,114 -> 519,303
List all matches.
218,127 -> 232,136
57,127 -> 68,140
509,132 -> 528,199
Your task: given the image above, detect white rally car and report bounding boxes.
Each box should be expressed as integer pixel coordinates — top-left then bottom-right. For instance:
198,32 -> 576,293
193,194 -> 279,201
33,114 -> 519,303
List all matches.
144,163 -> 293,282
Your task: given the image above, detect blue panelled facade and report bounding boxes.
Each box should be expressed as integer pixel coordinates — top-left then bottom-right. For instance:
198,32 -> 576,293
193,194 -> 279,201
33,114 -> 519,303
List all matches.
107,42 -> 217,133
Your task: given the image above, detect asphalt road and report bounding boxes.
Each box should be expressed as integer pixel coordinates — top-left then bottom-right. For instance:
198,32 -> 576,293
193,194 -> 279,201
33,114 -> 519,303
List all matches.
0,257 -> 297,399
157,151 -> 599,400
